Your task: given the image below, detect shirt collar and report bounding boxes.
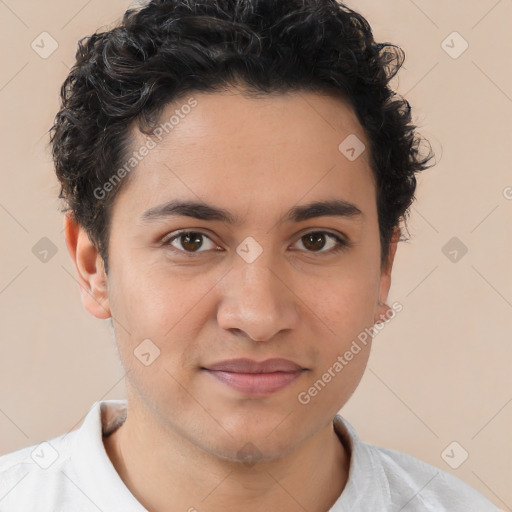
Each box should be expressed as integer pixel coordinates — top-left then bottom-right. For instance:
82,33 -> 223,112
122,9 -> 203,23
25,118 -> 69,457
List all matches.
331,414 -> 391,510
69,401 -> 391,511
68,400 -> 146,511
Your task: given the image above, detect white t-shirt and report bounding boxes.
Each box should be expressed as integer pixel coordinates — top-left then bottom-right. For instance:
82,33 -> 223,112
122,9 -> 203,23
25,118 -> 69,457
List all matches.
0,400 -> 500,511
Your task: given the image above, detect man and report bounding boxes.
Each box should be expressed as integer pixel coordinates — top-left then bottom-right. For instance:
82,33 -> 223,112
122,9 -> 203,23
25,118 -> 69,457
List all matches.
0,0 -> 500,510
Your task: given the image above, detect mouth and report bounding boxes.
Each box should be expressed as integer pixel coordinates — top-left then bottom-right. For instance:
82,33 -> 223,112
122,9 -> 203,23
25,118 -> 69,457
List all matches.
201,358 -> 308,397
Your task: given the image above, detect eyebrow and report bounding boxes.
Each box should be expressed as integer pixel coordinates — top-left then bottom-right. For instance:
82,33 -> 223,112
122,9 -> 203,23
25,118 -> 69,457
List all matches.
139,198 -> 364,225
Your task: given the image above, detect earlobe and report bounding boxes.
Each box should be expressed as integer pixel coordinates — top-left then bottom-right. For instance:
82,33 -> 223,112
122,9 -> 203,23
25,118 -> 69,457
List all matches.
63,214 -> 111,320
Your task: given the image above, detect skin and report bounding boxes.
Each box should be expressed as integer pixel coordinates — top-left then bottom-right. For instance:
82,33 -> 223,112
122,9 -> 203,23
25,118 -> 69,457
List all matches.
64,88 -> 399,512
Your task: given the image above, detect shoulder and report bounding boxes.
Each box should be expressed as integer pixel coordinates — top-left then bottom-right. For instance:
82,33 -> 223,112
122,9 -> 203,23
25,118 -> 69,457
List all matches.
369,443 -> 499,511
0,431 -> 77,509
0,431 -> 72,473
0,400 -> 138,512
333,415 -> 500,511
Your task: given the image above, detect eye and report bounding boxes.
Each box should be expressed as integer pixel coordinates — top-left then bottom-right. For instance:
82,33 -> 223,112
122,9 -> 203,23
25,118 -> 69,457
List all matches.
162,229 -> 351,257
163,230 -> 219,255
291,231 -> 349,254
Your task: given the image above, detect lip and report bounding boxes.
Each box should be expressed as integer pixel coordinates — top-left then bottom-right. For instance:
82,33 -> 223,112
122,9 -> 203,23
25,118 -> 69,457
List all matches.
202,358 -> 307,397
204,358 -> 305,373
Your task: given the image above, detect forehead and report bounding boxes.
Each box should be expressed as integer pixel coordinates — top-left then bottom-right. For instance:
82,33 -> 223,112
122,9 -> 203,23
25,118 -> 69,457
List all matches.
114,89 -> 375,222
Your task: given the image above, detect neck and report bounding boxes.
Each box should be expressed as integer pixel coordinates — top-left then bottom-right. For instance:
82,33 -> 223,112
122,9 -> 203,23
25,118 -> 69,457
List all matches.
103,399 -> 350,512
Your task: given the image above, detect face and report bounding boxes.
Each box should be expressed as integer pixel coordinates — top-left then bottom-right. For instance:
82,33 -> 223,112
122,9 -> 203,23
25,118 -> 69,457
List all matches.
76,88 -> 397,462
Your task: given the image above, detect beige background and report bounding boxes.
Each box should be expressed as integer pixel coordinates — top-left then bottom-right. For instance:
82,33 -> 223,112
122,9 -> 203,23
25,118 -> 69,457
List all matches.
1,0 -> 511,508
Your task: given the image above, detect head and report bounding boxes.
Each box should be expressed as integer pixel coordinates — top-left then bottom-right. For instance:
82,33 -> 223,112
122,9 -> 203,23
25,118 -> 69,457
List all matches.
52,0 -> 432,462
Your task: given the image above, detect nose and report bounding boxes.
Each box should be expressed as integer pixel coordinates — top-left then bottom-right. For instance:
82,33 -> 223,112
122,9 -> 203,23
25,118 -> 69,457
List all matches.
216,253 -> 300,342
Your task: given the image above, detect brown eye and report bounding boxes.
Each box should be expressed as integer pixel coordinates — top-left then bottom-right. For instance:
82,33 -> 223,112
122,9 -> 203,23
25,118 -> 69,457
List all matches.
166,231 -> 217,253
293,231 -> 348,254
179,232 -> 204,252
302,233 -> 327,251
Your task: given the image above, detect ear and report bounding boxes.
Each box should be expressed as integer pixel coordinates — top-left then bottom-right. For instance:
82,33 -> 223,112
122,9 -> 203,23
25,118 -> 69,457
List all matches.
63,213 -> 111,319
374,226 -> 400,324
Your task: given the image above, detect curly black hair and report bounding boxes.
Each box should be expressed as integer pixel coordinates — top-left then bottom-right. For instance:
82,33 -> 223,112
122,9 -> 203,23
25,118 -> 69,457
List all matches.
50,0 -> 433,275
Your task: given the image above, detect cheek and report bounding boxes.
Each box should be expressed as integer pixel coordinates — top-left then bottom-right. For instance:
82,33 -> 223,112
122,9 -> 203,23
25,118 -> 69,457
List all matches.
107,255 -> 221,364
110,254 -> 192,327
304,263 -> 380,340
309,285 -> 374,378
298,281 -> 374,414
296,253 -> 380,397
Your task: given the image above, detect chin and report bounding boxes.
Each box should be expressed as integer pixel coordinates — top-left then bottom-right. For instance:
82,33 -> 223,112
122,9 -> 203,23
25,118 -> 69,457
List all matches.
213,418 -> 304,461
207,435 -> 298,466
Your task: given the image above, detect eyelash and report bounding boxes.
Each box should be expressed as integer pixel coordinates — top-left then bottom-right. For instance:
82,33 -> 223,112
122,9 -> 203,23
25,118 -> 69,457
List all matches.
161,230 -> 352,258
